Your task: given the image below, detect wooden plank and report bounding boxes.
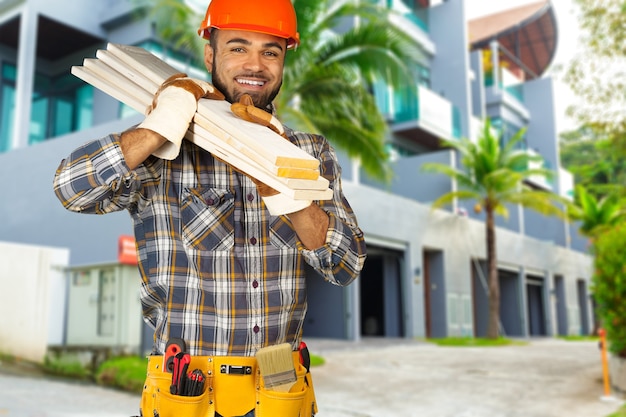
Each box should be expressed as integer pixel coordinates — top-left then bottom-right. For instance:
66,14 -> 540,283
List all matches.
105,43 -> 320,171
189,117 -> 329,191
187,125 -> 332,200
193,112 -> 319,179
96,49 -> 160,95
71,65 -> 146,114
197,99 -> 320,170
83,59 -> 153,109
106,43 -> 181,86
71,56 -> 331,199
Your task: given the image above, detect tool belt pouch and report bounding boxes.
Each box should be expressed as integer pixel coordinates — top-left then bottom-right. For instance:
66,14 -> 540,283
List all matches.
255,361 -> 317,417
141,357 -> 213,417
140,354 -> 317,417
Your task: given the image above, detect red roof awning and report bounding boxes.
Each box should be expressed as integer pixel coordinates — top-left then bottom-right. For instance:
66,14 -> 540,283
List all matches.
468,1 -> 558,79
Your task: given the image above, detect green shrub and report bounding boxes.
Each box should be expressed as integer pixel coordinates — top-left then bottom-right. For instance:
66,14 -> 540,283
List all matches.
592,223 -> 626,358
428,337 -> 525,347
96,356 -> 148,393
43,354 -> 91,380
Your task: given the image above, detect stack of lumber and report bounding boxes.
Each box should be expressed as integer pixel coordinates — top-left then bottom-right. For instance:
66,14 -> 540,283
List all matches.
71,43 -> 331,201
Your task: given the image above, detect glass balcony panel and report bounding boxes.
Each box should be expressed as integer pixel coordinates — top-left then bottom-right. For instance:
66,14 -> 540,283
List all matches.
0,84 -> 15,152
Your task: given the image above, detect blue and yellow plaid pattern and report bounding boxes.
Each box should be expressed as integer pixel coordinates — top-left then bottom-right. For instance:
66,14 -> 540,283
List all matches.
54,126 -> 366,356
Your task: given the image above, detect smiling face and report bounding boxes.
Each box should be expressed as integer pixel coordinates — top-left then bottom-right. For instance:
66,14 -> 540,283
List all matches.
204,29 -> 287,109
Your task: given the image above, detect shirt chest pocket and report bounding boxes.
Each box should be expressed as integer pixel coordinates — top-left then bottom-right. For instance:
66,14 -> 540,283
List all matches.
269,216 -> 298,250
181,187 -> 235,252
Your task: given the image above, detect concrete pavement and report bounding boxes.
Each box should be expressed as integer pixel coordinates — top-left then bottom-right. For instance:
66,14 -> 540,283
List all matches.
0,338 -> 623,417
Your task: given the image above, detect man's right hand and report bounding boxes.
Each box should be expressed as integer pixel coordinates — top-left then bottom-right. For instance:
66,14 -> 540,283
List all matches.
138,74 -> 224,160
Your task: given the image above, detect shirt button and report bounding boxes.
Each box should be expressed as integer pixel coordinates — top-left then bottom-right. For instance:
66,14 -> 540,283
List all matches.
252,280 -> 259,289
207,198 -> 215,205
247,193 -> 254,202
250,237 -> 257,245
253,325 -> 260,333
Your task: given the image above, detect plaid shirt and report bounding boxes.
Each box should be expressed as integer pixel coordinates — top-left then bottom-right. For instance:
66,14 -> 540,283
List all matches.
54,126 -> 366,356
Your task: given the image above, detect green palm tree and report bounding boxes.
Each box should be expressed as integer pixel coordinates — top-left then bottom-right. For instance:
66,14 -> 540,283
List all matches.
140,0 -> 424,181
568,185 -> 625,241
422,119 -> 564,339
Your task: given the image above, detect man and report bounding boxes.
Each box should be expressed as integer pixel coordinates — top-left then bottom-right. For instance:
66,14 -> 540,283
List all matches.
53,0 -> 366,416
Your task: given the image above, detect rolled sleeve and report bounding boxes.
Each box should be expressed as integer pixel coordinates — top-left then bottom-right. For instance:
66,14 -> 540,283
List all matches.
299,212 -> 367,286
53,134 -> 150,214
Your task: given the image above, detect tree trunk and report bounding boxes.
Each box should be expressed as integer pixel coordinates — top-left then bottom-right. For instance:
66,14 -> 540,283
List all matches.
486,207 -> 500,339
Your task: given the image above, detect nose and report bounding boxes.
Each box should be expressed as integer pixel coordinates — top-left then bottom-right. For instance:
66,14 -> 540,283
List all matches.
243,53 -> 264,72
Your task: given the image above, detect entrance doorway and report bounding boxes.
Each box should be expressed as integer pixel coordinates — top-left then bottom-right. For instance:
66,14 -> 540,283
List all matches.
359,247 -> 405,337
577,279 -> 590,335
526,276 -> 547,336
423,250 -> 446,338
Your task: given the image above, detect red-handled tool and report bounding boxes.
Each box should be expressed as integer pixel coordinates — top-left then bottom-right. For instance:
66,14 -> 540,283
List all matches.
164,338 -> 186,373
298,341 -> 311,372
170,352 -> 191,395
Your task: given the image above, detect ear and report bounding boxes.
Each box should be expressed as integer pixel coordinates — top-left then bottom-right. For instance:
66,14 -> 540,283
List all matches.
204,43 -> 213,73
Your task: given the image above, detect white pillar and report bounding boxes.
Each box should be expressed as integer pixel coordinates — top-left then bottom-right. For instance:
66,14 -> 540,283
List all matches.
12,5 -> 38,150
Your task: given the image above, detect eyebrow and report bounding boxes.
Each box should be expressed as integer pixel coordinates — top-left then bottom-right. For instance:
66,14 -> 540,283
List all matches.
226,38 -> 285,52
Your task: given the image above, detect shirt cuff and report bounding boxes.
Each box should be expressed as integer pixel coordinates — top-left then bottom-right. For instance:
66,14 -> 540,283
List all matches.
299,212 -> 349,278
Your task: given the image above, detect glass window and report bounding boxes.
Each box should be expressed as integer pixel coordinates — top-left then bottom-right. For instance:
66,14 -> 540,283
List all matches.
75,84 -> 93,131
27,71 -> 94,145
29,94 -> 49,145
1,63 -> 17,152
0,84 -> 16,152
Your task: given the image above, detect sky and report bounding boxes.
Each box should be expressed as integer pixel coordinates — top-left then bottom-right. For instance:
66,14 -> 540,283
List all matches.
466,0 -> 581,134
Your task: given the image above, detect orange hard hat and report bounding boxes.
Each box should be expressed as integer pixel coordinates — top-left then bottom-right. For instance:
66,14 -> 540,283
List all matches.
198,0 -> 300,49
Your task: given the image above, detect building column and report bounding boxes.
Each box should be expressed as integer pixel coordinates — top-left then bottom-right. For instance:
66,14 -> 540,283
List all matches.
12,6 -> 38,150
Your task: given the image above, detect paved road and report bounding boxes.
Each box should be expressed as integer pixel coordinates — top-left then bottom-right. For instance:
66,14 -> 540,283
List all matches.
0,338 -> 623,417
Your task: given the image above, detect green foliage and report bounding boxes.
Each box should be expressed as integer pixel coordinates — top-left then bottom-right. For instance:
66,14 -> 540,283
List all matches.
558,335 -> 599,342
567,185 -> 625,238
592,222 -> 626,358
607,403 -> 626,417
310,353 -> 325,367
278,0 -> 425,181
43,354 -> 91,380
423,118 -> 564,219
428,337 -> 525,347
560,126 -> 626,197
96,356 -> 148,393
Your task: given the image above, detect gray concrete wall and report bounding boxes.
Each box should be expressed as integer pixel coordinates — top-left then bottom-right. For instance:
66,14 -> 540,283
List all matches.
0,116 -> 141,265
429,0 -> 472,138
342,181 -> 593,338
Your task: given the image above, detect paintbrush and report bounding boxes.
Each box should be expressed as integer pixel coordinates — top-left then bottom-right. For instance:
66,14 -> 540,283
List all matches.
256,343 -> 297,392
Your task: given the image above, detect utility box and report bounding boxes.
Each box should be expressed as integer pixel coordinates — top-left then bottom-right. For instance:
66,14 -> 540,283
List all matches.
65,262 -> 143,353
0,241 -> 69,363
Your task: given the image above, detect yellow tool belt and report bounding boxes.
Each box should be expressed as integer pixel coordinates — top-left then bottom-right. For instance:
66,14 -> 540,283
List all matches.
140,352 -> 317,417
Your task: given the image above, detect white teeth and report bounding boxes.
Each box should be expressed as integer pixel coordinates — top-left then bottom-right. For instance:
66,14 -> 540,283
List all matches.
237,79 -> 265,86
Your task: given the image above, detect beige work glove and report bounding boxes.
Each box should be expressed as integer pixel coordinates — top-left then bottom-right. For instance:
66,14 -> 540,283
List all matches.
231,95 -> 312,216
139,73 -> 225,160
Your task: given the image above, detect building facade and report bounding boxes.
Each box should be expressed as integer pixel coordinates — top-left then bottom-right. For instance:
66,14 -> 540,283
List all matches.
0,0 -> 593,348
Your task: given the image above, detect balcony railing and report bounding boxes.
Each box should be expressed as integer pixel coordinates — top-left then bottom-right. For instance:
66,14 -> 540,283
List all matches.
389,85 -> 461,140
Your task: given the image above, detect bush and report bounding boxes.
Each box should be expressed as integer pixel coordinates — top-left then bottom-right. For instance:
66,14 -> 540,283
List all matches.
43,353 -> 91,380
592,223 -> 626,358
96,356 -> 148,393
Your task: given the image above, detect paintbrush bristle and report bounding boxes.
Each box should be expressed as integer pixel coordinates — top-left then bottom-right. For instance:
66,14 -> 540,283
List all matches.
256,343 -> 296,392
